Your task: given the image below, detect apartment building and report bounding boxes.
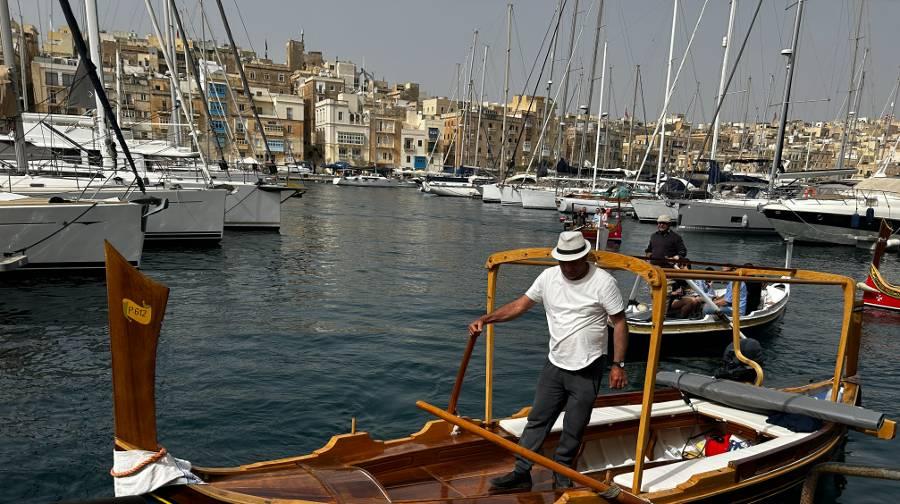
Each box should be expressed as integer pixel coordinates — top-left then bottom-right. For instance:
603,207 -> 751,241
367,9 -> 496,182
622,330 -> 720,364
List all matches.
315,93 -> 368,166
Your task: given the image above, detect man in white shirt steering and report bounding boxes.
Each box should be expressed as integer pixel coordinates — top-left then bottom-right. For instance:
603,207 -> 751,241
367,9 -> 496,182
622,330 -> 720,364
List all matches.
468,231 -> 628,492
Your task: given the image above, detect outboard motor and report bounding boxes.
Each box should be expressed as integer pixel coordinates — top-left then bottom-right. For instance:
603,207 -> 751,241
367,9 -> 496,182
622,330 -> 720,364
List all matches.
715,338 -> 764,383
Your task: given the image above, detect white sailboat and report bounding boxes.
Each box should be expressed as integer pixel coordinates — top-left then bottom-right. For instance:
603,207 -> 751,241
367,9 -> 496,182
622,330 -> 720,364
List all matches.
0,0 -> 144,272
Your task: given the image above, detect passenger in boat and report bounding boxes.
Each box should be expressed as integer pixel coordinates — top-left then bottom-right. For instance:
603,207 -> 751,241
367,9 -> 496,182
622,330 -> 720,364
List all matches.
645,214 -> 687,268
592,208 -> 603,228
703,266 -> 747,316
573,207 -> 588,227
467,231 -> 628,492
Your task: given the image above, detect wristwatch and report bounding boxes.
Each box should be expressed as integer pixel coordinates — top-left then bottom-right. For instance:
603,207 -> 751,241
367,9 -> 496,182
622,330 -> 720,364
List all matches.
611,360 -> 625,368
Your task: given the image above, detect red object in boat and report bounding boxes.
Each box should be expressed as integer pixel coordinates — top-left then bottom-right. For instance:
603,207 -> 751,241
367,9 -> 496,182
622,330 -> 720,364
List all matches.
862,221 -> 900,312
704,433 -> 732,456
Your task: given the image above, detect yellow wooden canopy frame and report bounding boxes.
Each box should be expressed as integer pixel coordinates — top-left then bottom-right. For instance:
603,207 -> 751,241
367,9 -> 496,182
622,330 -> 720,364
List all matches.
477,247 -> 877,494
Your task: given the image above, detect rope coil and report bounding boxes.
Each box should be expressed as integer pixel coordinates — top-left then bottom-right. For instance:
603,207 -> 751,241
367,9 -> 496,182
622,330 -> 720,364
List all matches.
109,446 -> 168,478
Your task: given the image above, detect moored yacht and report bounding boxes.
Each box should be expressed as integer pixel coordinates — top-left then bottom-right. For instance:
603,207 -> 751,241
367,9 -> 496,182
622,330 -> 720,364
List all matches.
0,193 -> 144,271
762,177 -> 900,245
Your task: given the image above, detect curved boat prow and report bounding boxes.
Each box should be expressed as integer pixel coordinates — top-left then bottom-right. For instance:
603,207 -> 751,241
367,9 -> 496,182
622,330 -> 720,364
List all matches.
862,221 -> 900,311
105,241 -> 170,451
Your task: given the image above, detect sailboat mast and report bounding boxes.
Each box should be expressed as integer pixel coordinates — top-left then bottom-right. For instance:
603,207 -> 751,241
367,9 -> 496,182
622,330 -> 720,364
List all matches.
461,30 -> 478,167
559,0 -> 578,169
580,0 -> 604,172
538,0 -> 561,170
656,0 -> 678,196
711,0 -> 737,162
57,0 -> 146,192
602,65 -> 612,171
171,1 -> 229,170
627,65 -> 639,171
837,0 -> 864,172
473,45 -> 488,169
142,0 -> 211,178
17,13 -> 26,111
0,0 -> 27,174
213,0 -> 275,169
591,41 -> 607,190
84,0 -> 113,170
769,0 -> 804,191
115,45 -> 122,127
499,3 -> 511,179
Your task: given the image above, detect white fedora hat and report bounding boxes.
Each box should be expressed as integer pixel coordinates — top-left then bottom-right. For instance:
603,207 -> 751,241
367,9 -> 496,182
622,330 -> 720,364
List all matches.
657,214 -> 673,224
551,231 -> 591,261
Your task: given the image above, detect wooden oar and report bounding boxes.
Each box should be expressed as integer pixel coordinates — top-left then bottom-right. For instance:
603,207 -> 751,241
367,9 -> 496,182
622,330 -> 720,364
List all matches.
447,333 -> 478,415
417,401 -> 647,503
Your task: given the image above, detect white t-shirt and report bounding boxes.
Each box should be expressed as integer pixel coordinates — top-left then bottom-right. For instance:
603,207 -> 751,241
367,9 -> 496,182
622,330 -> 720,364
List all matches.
525,264 -> 625,371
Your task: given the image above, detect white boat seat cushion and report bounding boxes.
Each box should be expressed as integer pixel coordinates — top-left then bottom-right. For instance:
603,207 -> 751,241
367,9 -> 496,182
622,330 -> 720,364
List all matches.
612,432 -> 811,493
498,399 -> 694,438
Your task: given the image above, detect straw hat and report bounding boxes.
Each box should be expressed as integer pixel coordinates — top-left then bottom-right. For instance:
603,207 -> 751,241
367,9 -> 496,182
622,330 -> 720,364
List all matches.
657,214 -> 673,224
551,231 -> 591,261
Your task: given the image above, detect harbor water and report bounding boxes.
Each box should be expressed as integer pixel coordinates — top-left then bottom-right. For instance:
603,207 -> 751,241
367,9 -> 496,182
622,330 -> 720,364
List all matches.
2,184 -> 898,502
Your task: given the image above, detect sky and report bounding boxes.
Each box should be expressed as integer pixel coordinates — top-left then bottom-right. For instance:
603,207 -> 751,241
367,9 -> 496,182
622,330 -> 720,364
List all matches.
14,0 -> 900,123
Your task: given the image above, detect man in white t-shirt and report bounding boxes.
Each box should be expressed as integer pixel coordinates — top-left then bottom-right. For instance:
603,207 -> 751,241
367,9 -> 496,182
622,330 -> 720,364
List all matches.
468,231 -> 628,492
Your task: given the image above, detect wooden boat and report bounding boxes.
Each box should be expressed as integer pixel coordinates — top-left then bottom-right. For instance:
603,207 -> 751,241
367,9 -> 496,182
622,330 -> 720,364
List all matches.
624,279 -> 789,336
860,221 -> 900,312
563,209 -> 624,251
103,242 -> 894,503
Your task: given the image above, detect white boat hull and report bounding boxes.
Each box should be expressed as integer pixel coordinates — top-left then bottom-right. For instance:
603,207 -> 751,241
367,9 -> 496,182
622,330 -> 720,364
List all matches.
677,199 -> 775,233
626,283 -> 789,335
632,198 -> 678,223
499,185 -> 523,206
762,199 -> 900,246
423,182 -> 480,198
333,176 -> 417,188
221,183 -> 284,229
480,183 -> 502,203
556,196 -> 633,214
520,188 -> 558,210
0,198 -> 144,270
2,175 -> 226,242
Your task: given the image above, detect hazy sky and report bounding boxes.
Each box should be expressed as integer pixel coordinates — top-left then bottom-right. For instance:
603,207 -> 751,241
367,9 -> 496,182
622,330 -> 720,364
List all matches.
15,1 -> 900,123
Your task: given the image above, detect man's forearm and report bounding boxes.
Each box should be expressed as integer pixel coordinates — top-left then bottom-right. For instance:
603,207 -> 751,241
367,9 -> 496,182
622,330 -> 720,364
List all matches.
611,318 -> 628,362
480,296 -> 533,325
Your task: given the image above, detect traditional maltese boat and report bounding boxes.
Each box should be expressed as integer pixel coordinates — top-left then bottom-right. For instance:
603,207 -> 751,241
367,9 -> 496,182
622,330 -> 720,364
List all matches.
103,242 -> 894,503
860,221 -> 900,312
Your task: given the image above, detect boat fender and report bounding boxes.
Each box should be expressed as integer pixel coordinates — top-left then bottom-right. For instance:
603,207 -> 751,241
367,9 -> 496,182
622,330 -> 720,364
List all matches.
851,212 -> 861,228
865,207 -> 875,225
741,214 -> 749,228
48,196 -> 72,204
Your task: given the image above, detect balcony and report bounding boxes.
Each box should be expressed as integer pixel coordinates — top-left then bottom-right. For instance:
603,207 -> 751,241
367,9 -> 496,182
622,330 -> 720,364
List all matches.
263,124 -> 284,137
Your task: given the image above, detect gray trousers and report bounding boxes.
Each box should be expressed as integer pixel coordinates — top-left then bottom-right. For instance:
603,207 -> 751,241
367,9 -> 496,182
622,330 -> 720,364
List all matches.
514,356 -> 606,473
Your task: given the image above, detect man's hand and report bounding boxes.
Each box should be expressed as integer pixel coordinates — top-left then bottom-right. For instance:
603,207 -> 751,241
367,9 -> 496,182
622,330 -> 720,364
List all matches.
468,318 -> 485,337
609,366 -> 627,389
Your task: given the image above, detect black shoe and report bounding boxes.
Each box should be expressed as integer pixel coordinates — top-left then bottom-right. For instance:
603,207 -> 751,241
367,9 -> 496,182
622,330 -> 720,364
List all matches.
552,472 -> 574,490
489,470 -> 532,493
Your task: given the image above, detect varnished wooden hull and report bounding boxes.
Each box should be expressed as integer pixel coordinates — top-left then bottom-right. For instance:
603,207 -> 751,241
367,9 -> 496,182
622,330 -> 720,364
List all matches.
139,385 -> 851,504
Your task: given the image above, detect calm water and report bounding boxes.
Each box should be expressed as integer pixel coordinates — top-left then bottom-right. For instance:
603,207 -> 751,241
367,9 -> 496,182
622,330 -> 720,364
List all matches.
1,185 -> 898,503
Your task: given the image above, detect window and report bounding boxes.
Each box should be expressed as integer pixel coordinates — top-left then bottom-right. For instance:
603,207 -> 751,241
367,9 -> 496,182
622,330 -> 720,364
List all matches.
286,107 -> 293,120
417,139 -> 423,147
406,156 -> 411,163
61,73 -> 74,86
249,71 -> 256,79
139,93 -> 149,101
286,125 -> 292,133
45,71 -> 59,86
239,103 -> 245,112
337,132 -> 365,145
263,73 -> 270,80
338,112 -> 343,121
236,122 -> 245,133
278,73 -> 285,82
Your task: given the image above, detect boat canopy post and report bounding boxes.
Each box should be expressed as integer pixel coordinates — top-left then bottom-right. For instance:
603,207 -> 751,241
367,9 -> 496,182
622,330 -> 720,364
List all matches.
731,278 -> 764,385
831,277 -> 858,402
484,265 -> 499,424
